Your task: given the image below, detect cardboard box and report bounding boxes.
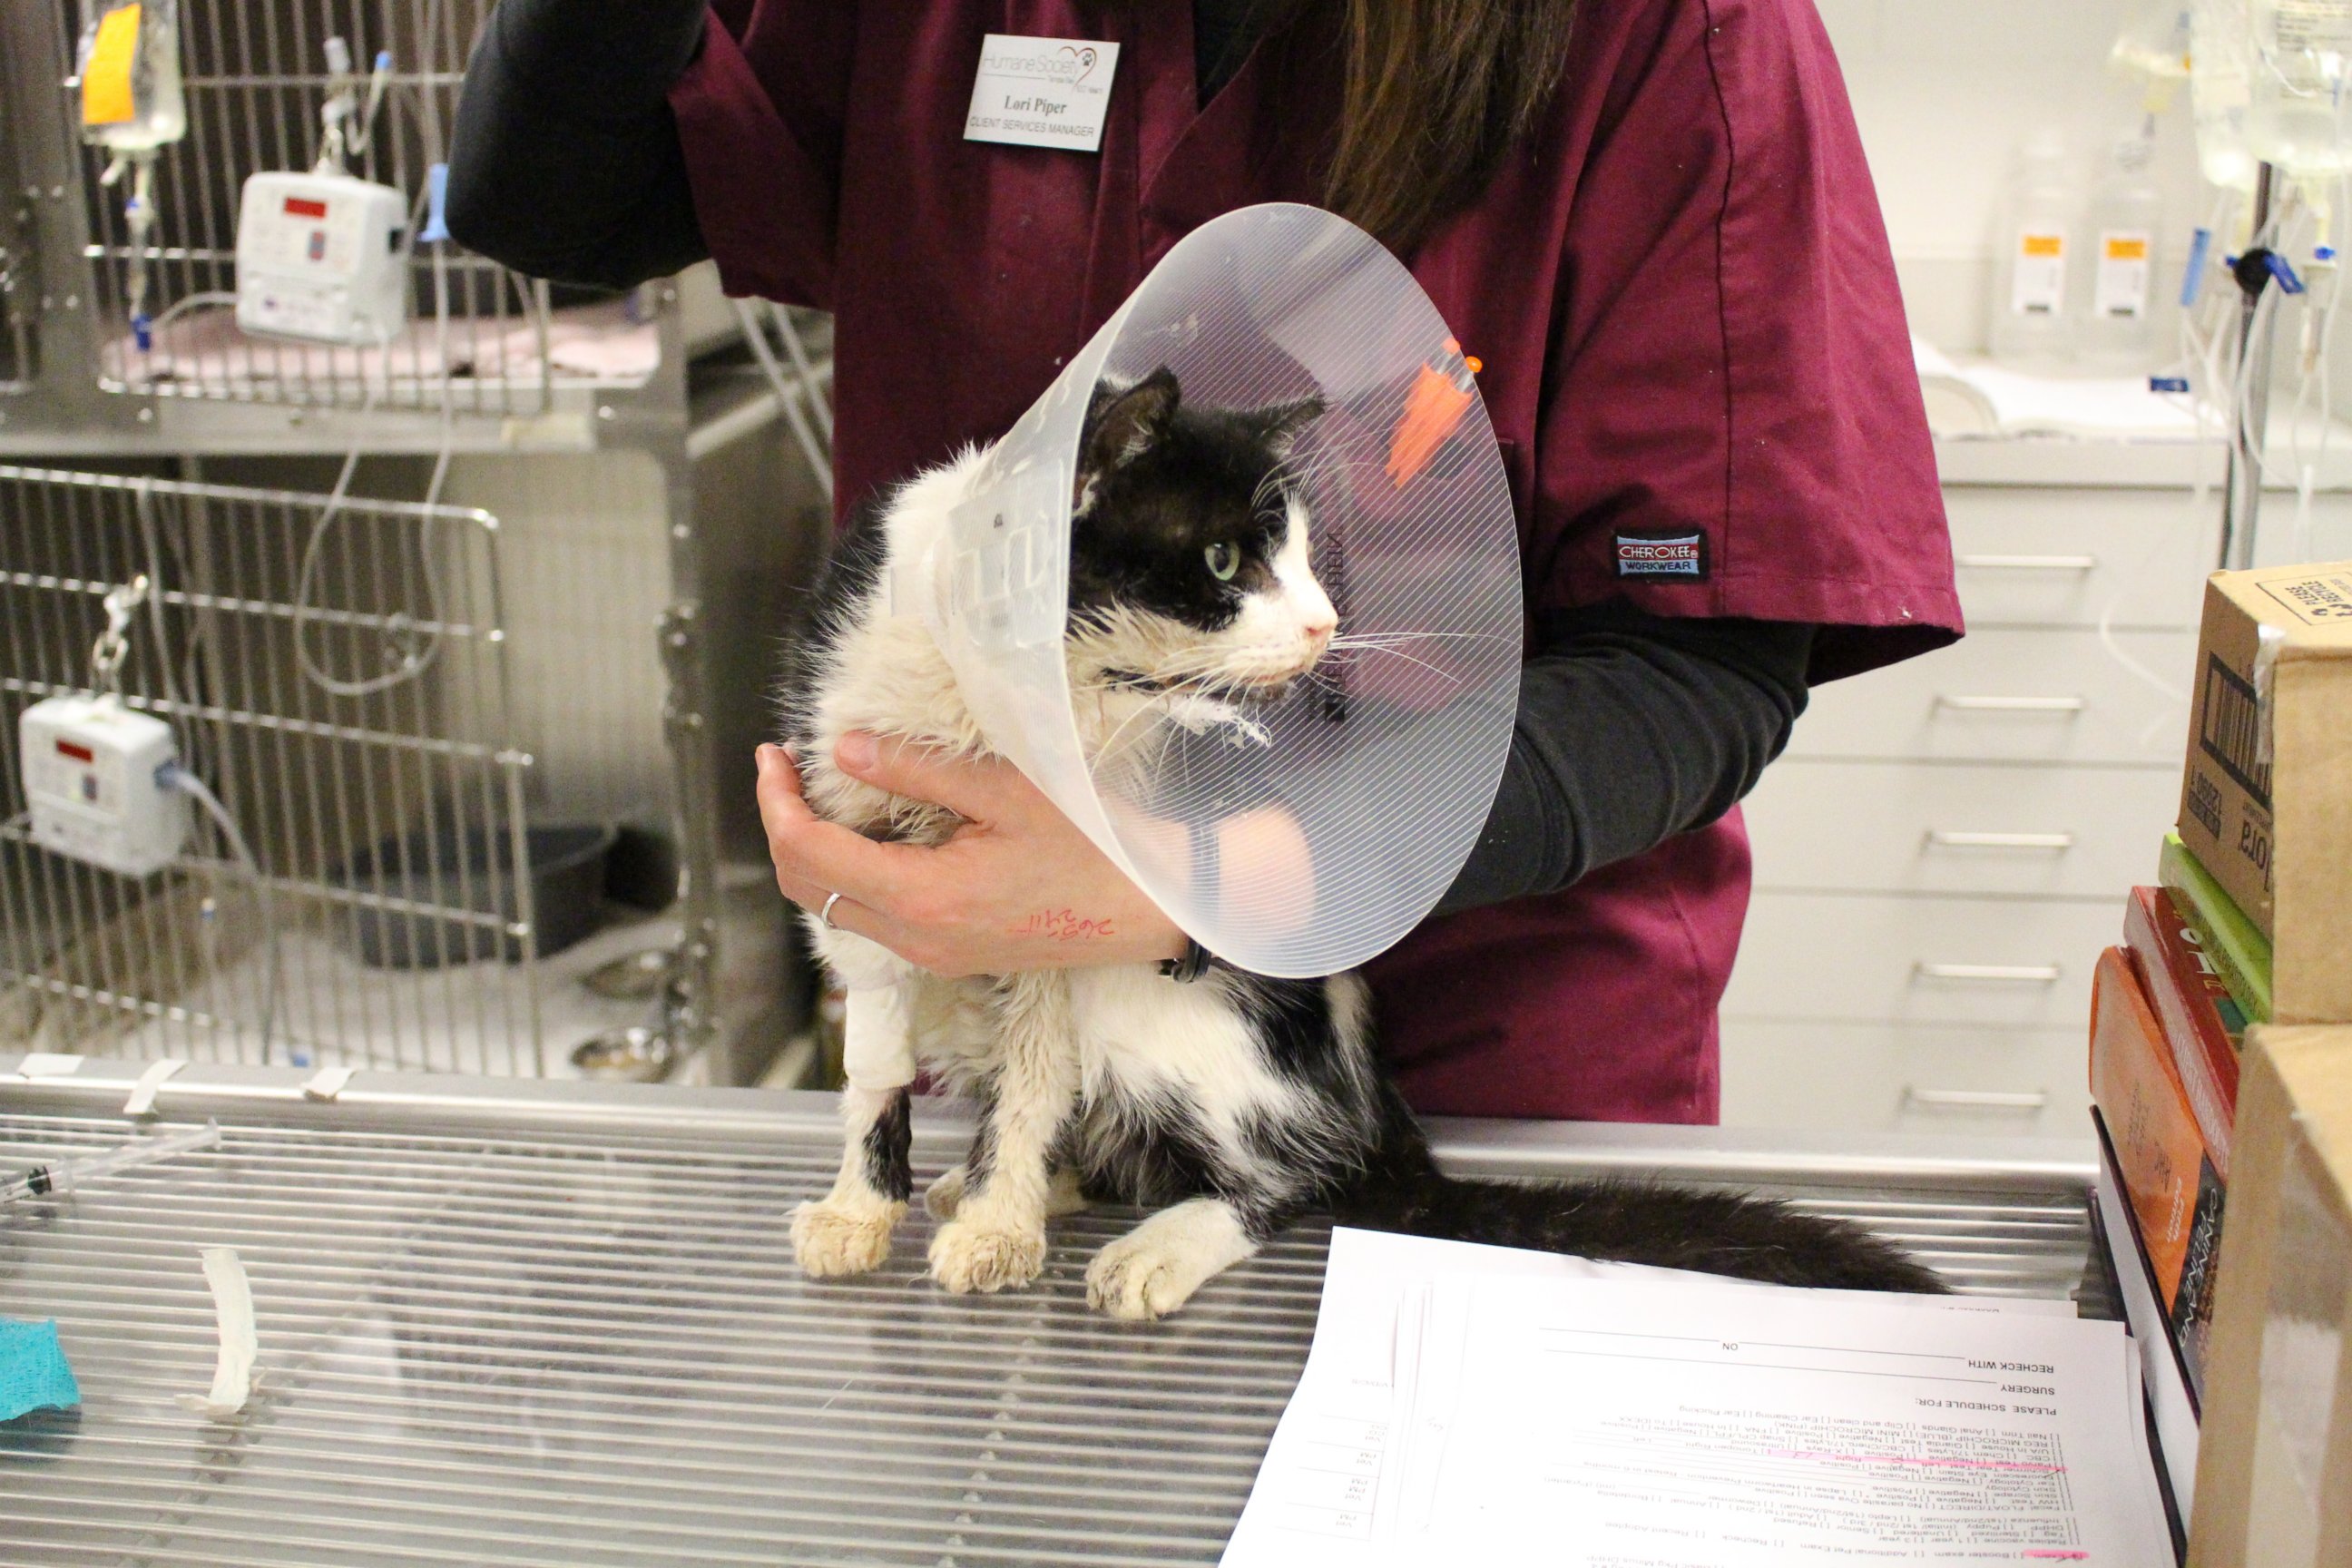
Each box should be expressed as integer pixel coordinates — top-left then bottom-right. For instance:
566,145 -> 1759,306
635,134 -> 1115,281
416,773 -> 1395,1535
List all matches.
2175,563 -> 2352,1023
2188,1026 -> 2352,1567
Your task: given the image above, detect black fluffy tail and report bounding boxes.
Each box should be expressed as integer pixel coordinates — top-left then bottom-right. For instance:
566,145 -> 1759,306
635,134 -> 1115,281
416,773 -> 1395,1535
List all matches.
1335,1168 -> 1948,1294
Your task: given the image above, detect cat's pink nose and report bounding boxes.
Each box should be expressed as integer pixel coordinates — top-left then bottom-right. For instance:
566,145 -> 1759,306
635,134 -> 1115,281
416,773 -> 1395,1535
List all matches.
1302,613 -> 1337,647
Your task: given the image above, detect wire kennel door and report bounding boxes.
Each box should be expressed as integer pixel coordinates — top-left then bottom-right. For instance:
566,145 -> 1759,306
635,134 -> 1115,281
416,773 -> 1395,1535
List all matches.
0,463 -> 553,1073
1,231 -> 31,396
51,0 -> 640,415
0,274 -> 28,394
1,116 -> 34,395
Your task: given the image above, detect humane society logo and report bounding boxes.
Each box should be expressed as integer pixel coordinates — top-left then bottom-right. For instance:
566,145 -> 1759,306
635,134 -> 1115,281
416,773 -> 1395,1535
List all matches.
980,44 -> 1102,88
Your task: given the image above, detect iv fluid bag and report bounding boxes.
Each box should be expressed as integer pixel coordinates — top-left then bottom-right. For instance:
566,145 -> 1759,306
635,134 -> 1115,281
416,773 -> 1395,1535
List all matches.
2193,0 -> 2262,190
2112,4 -> 2192,95
2201,0 -> 2352,179
2249,0 -> 2352,174
76,0 -> 185,154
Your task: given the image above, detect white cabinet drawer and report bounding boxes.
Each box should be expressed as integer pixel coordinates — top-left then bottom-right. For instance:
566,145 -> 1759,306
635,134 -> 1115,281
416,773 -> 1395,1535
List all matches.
1743,759 -> 2178,898
1790,627 -> 2195,764
1944,487 -> 2214,630
1725,891 -> 2119,1027
1722,1020 -> 2091,1137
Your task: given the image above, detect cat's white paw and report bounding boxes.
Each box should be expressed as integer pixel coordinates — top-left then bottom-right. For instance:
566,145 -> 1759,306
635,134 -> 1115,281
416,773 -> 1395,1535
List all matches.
928,1215 -> 1046,1294
791,1195 -> 904,1278
924,1164 -> 967,1220
1085,1200 -> 1255,1321
1084,1236 -> 1200,1321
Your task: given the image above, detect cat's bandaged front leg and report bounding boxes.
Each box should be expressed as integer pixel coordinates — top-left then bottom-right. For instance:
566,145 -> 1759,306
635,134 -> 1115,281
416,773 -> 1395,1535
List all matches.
842,983 -> 918,1091
814,923 -> 920,1090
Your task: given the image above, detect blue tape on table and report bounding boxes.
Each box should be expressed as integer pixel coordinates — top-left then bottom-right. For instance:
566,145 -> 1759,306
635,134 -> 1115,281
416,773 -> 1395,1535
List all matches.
1,1318 -> 82,1419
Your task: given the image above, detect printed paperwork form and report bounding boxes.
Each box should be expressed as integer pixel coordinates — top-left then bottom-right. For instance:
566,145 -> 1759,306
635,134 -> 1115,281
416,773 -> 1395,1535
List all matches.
1222,1230 -> 2171,1567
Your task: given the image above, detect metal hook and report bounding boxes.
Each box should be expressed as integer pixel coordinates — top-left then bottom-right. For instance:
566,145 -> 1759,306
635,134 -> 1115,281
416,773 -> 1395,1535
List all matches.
91,573 -> 152,699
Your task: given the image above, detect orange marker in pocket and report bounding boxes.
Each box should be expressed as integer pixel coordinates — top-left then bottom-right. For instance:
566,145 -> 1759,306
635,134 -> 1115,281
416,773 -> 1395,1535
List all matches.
1387,338 -> 1482,489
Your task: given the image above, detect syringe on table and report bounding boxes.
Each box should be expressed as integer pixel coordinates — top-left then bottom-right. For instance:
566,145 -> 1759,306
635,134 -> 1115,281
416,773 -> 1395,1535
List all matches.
3,1121 -> 221,1204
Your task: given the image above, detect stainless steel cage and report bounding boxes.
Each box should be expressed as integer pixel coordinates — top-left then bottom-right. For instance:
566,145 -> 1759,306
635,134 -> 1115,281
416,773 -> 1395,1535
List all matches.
0,462 -> 571,1073
48,0 -> 653,415
0,4 -> 832,1090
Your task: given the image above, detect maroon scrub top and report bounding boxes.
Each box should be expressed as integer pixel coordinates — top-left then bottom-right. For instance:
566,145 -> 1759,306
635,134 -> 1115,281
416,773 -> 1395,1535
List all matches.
671,0 -> 1959,1124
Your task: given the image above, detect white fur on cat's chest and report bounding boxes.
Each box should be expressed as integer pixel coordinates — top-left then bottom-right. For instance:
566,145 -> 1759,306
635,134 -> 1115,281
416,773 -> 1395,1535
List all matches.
1067,965 -> 1306,1125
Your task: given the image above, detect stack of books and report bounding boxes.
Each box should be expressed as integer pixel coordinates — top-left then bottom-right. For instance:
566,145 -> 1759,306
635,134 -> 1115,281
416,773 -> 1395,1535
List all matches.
2129,559 -> 2352,1563
2173,566 -> 2352,1568
2088,836 -> 2269,1526
2087,557 -> 2344,1552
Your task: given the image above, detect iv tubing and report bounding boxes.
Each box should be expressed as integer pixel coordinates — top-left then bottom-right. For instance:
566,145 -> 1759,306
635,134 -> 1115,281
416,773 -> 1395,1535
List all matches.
161,765 -> 281,1063
2223,162 -> 2282,571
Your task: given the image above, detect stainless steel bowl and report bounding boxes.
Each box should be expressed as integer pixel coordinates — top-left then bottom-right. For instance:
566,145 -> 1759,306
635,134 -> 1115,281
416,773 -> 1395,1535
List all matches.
568,1026 -> 676,1083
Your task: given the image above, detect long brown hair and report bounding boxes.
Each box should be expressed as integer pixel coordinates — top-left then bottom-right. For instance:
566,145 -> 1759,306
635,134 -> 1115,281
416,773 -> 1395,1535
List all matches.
1321,0 -> 1581,252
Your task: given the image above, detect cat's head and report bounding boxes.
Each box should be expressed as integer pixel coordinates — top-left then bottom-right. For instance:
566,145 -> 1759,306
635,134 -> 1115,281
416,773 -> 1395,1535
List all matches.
1064,368 -> 1336,702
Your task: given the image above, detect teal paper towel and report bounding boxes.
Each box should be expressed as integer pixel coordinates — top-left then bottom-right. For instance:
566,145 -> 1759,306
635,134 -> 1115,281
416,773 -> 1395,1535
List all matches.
1,1318 -> 81,1418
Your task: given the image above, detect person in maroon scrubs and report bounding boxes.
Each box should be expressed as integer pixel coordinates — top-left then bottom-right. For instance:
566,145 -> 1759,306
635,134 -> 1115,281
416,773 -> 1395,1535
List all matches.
449,1 -> 1958,1124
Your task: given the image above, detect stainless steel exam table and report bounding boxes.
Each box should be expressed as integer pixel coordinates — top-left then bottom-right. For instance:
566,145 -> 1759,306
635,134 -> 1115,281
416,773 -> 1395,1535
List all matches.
0,1056 -> 2112,1566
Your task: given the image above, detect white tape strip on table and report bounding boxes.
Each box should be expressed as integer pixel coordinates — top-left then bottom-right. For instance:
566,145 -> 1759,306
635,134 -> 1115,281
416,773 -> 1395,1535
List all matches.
122,1059 -> 187,1116
15,1054 -> 83,1080
177,1246 -> 257,1420
300,1065 -> 355,1102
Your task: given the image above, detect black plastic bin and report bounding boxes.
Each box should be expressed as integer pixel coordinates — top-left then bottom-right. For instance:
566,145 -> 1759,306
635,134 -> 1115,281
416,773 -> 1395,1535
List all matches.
329,823 -> 617,970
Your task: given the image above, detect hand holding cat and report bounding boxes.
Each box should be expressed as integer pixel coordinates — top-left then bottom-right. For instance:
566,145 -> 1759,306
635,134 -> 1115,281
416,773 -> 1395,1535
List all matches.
755,737 -> 1190,977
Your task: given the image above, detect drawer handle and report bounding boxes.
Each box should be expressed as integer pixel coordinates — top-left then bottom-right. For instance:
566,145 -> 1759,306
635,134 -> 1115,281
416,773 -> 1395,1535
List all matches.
1914,962 -> 2064,984
1925,830 -> 2077,851
1903,1087 -> 2050,1112
1953,554 -> 2098,573
1934,695 -> 2087,714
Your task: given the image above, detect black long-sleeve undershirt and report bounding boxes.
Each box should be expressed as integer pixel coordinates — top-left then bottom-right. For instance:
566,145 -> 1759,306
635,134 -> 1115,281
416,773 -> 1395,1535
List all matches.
446,0 -> 711,288
1438,608 -> 1810,913
448,2 -> 1818,916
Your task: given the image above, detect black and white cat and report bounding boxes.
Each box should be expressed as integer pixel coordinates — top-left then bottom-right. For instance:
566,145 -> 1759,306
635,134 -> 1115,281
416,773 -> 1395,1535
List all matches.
782,368 -> 1943,1319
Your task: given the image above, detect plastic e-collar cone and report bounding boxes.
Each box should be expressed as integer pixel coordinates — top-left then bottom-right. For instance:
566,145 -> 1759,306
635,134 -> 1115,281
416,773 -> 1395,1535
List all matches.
895,203 -> 1522,977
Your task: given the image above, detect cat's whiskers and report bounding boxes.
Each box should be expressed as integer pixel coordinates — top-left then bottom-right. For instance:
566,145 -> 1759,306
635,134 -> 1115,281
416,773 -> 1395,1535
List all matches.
1073,603 -> 1324,701
1142,645 -> 1310,694
1085,682 -> 1184,765
1329,630 -> 1513,645
1279,443 -> 1396,497
1328,629 -> 1517,683
1249,463 -> 1316,520
1075,642 -> 1303,764
1337,643 -> 1460,684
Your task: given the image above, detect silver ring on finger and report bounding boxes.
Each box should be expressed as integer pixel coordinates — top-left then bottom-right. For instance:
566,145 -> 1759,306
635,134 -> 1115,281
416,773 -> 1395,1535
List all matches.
819,889 -> 846,930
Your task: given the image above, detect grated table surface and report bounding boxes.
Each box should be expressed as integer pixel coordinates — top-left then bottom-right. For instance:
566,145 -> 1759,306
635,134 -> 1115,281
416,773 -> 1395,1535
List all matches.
0,1078 -> 2105,1566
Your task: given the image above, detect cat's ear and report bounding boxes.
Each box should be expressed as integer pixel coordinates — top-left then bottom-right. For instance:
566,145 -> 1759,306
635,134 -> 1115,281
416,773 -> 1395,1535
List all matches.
1081,368 -> 1181,477
1252,394 -> 1327,452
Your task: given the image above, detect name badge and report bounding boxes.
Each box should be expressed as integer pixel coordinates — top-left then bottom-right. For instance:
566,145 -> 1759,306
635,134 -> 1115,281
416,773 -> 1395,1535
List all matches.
964,34 -> 1120,152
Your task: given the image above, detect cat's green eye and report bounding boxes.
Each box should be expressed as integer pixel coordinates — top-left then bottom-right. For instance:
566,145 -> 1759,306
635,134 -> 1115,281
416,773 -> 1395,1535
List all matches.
1205,542 -> 1240,582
